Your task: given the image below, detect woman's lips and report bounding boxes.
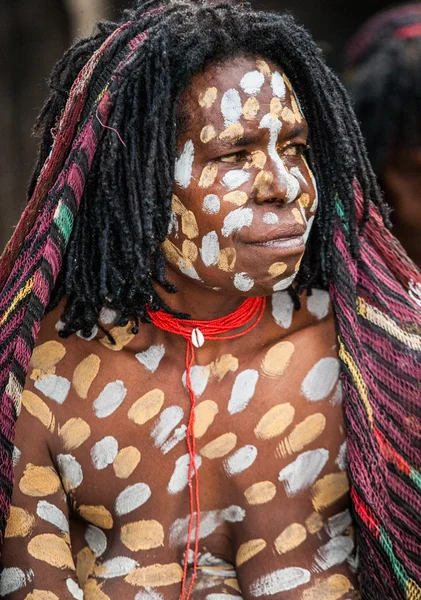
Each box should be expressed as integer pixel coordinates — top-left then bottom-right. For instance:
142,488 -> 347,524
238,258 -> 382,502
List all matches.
245,235 -> 306,252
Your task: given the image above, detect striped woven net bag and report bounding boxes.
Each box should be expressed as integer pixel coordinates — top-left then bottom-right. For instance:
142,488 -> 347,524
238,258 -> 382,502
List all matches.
0,20 -> 420,600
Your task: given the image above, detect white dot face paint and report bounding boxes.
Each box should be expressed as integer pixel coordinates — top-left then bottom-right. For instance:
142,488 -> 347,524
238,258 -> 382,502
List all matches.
221,207 -> 253,237
273,272 -> 297,292
0,568 -> 28,596
93,380 -> 127,418
200,231 -> 220,267
222,169 -> 251,191
271,71 -> 286,99
263,212 -> 279,225
202,194 -> 220,215
174,140 -> 195,189
221,89 -> 242,127
151,406 -> 184,449
240,70 -> 265,95
259,114 -> 300,203
233,272 -> 254,292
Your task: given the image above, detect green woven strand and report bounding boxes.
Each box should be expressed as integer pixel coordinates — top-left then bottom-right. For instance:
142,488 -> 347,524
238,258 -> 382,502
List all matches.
409,468 -> 421,490
335,194 -> 350,233
54,202 -> 74,245
379,526 -> 408,590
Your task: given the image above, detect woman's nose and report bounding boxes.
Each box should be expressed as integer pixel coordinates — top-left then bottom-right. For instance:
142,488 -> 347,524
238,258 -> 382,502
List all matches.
252,155 -> 301,205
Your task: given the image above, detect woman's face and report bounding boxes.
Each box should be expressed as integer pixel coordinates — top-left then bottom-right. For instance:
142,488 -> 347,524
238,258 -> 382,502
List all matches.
164,55 -> 318,296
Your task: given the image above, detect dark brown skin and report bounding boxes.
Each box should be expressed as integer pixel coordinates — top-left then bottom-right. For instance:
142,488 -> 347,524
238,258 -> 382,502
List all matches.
1,57 -> 359,599
383,146 -> 421,269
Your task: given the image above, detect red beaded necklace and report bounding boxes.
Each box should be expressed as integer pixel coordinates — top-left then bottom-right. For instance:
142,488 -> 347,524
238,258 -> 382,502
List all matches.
147,295 -> 266,600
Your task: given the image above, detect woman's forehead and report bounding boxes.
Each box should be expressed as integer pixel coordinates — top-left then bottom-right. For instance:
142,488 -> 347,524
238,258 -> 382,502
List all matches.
179,56 -> 300,137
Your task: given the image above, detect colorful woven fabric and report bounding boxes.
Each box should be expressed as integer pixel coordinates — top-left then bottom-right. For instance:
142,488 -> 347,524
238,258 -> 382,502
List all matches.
0,16 -> 420,600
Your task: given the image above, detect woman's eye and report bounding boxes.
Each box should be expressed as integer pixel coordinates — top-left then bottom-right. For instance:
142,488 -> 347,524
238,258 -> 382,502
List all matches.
219,150 -> 249,163
279,144 -> 309,157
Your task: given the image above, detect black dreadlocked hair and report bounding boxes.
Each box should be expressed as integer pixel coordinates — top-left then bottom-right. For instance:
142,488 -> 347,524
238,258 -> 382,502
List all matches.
345,3 -> 421,175
29,0 -> 385,337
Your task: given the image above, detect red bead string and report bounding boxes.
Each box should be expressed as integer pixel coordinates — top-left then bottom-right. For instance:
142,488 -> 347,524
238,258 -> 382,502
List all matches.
147,296 -> 266,600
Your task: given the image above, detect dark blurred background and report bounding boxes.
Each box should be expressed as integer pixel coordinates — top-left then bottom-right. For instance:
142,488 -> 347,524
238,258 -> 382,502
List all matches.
0,0 -> 400,251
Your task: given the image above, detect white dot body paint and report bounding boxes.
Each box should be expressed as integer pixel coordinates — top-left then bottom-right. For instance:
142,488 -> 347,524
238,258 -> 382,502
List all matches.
12,446 -> 21,466
222,207 -> 253,237
271,71 -> 286,99
272,291 -> 294,328
135,590 -> 164,600
301,357 -> 340,401
97,557 -> 139,578
203,194 -> 220,215
278,448 -> 329,496
34,375 -> 70,405
224,445 -> 258,476
240,70 -> 265,95
228,369 -> 259,414
174,140 -> 195,189
151,406 -> 184,449
273,273 -> 297,292
182,365 -> 210,397
222,170 -> 251,191
161,424 -> 187,455
200,231 -> 220,267
250,567 -> 310,596
99,306 -> 118,325
66,579 -> 84,600
167,211 -> 179,237
91,436 -> 119,470
325,508 -> 352,538
221,89 -> 243,127
335,441 -> 347,472
259,114 -> 300,203
115,482 -> 151,516
85,524 -> 107,557
0,568 -> 27,596
233,272 -> 254,292
169,505 -> 245,547
93,380 -> 127,418
307,289 -> 330,320
56,454 -> 83,489
36,500 -> 69,533
76,325 -> 98,341
167,453 -> 202,494
314,536 -> 355,571
135,344 -> 165,373
263,212 -> 279,225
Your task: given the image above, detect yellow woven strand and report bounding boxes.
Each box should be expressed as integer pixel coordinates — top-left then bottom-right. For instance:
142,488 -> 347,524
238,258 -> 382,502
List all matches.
338,337 -> 374,425
0,274 -> 35,327
357,297 -> 421,352
406,578 -> 421,600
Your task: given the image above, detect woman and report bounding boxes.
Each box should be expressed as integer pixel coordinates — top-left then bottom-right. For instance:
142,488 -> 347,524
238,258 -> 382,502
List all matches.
0,1 -> 420,598
345,4 -> 421,269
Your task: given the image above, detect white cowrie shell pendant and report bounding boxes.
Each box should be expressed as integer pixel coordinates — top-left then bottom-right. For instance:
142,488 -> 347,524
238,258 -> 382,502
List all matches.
191,328 -> 205,348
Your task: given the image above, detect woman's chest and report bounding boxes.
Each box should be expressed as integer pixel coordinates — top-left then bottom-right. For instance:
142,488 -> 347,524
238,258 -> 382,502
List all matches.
53,319 -> 350,567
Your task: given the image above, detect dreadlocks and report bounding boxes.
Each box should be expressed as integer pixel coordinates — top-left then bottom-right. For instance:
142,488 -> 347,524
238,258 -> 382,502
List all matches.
345,3 -> 421,175
29,0 -> 384,337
